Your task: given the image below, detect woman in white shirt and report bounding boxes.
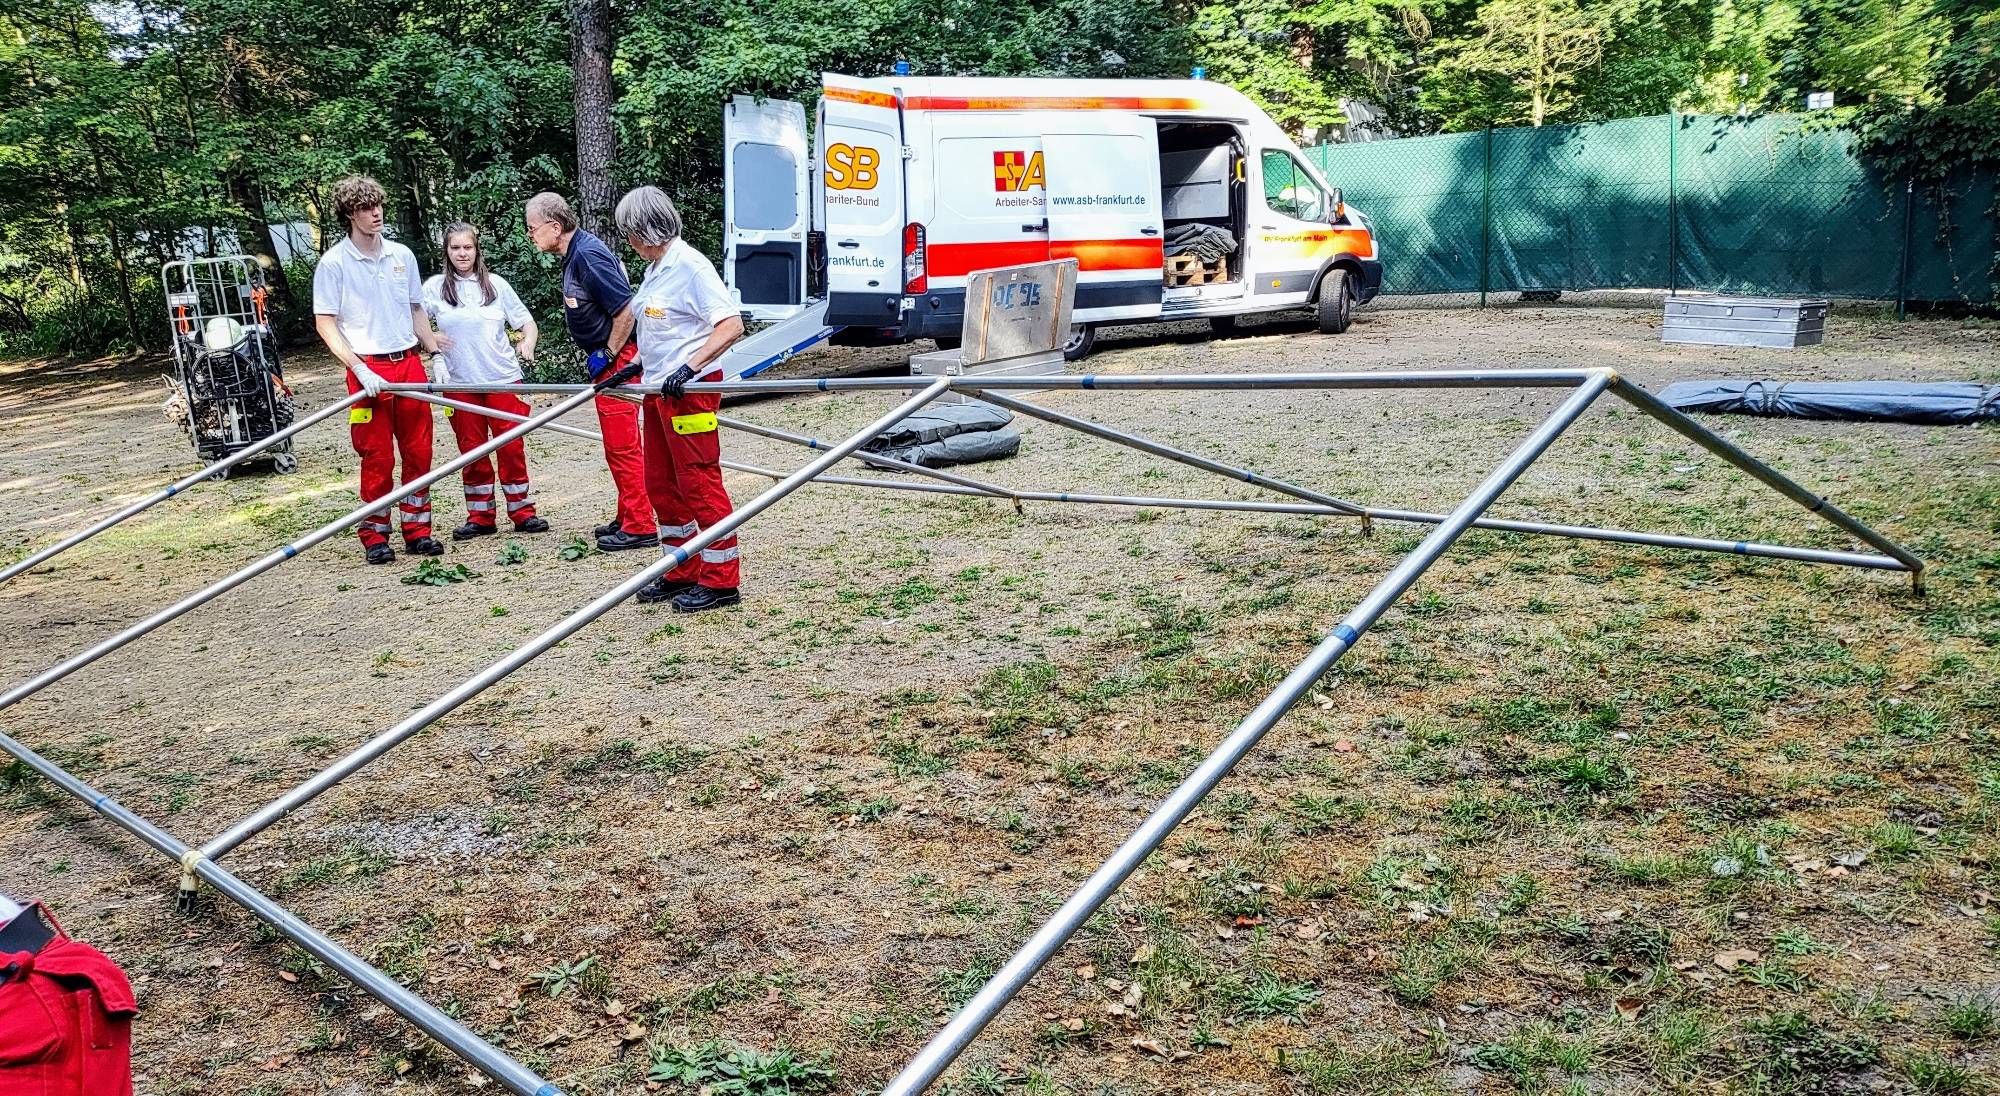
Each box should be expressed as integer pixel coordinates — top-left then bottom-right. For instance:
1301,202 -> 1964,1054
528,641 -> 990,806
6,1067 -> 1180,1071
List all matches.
613,187 -> 745,613
423,223 -> 550,539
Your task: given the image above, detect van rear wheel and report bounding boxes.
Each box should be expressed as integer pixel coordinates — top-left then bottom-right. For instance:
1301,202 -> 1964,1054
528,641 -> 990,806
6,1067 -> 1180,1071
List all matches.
1209,315 -> 1237,337
1315,268 -> 1353,334
1062,323 -> 1096,362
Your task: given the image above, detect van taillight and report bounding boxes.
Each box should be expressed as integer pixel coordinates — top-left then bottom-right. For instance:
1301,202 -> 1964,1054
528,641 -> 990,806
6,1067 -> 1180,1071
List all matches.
903,223 -> 927,293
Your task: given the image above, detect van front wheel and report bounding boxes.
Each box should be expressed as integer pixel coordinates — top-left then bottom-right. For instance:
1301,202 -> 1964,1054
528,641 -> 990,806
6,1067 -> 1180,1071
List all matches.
1062,323 -> 1096,361
1315,268 -> 1353,334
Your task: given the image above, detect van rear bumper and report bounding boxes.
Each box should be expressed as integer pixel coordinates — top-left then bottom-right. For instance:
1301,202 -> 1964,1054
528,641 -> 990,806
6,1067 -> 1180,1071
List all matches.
826,290 -> 903,328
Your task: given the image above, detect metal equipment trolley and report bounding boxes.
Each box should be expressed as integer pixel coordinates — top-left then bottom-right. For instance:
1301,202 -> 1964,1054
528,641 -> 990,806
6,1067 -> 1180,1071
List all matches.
162,256 -> 297,475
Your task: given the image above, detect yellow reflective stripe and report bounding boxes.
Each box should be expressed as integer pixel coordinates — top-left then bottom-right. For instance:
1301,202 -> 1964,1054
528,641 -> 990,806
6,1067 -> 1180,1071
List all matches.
671,411 -> 718,435
349,407 -> 373,424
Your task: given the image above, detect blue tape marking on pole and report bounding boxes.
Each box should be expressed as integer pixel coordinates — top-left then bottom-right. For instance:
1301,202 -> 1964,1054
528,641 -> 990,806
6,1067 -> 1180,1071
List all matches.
1732,542 -> 1748,555
535,1085 -> 562,1096
1059,493 -> 1070,502
672,549 -> 689,566
1081,375 -> 1095,389
1243,471 -> 1255,483
93,793 -> 109,810
818,379 -> 829,392
282,546 -> 298,559
1332,624 -> 1359,646
165,485 -> 178,498
808,438 -> 821,449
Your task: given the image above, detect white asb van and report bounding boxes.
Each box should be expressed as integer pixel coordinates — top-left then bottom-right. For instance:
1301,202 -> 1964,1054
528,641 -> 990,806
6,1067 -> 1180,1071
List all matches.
720,73 -> 1383,361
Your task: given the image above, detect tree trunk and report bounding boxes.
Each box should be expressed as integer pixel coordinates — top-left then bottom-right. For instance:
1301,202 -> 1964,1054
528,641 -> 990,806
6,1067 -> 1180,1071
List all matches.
102,220 -> 144,350
225,169 -> 300,337
1531,2 -> 1547,126
568,0 -> 617,238
56,202 -> 88,293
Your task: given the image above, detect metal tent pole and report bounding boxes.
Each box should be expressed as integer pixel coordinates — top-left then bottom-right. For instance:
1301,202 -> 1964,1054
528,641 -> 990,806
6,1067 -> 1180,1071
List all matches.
400,391 -> 606,444
197,379 -> 953,863
1362,506 -> 1909,573
409,383 -> 1913,580
881,371 -> 1615,1094
717,415 -> 1023,506
0,391 -> 368,584
964,389 -> 1371,521
0,728 -> 562,1096
0,379 -> 620,713
1607,378 -> 1926,589
384,368 -> 1602,397
400,390 -> 1023,509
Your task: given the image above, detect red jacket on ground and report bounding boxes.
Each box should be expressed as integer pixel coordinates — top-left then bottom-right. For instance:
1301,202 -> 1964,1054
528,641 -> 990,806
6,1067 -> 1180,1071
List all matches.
0,907 -> 136,1096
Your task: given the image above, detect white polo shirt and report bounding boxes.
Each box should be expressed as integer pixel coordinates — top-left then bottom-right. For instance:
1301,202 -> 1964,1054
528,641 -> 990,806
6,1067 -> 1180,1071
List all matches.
632,239 -> 738,386
312,236 -> 423,356
423,273 -> 531,385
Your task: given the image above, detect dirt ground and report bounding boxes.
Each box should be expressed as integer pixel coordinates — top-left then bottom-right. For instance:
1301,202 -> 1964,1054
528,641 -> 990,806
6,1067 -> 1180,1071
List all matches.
2,302 -> 1996,1096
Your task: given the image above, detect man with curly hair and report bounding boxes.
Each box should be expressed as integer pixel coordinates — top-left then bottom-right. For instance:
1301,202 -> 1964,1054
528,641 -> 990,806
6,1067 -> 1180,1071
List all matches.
313,175 -> 448,564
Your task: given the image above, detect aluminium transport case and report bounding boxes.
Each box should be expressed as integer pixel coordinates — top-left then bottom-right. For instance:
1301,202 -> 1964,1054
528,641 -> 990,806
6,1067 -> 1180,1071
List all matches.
1662,295 -> 1828,349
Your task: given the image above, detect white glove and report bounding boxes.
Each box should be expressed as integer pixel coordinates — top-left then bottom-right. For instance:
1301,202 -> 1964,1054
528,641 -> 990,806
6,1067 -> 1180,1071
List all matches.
350,361 -> 386,398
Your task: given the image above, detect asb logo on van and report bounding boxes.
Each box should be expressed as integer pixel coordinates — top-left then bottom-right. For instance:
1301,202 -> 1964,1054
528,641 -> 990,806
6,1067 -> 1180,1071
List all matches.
992,150 -> 1045,192
824,143 -> 881,191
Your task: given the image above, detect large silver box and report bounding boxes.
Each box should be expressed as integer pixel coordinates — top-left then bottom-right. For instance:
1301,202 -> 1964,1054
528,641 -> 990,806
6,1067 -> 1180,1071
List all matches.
1662,295 -> 1828,349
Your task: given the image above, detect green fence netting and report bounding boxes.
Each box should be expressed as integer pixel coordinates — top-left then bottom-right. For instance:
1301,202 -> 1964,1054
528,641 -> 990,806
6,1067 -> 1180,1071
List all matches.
1306,113 -> 1997,306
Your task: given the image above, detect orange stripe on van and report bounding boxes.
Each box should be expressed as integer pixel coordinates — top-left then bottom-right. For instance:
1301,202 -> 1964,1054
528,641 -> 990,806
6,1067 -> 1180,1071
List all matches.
904,95 -> 1207,112
823,85 -> 900,109
1255,227 -> 1376,261
928,238 -> 1164,278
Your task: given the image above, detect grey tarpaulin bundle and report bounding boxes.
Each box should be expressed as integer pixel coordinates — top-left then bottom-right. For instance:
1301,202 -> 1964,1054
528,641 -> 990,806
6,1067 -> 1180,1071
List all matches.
1660,379 -> 2000,425
864,401 -> 1021,468
1165,223 -> 1238,264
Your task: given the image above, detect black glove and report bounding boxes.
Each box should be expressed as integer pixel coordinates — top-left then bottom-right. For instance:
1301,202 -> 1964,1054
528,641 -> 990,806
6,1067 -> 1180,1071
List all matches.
660,364 -> 697,399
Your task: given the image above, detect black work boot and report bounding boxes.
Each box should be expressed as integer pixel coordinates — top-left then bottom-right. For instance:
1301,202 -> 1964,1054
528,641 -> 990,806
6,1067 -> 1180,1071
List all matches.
670,585 -> 741,614
593,518 -> 622,539
597,528 -> 659,552
453,521 -> 496,541
635,578 -> 698,604
514,516 -> 550,534
364,544 -> 395,565
407,536 -> 446,557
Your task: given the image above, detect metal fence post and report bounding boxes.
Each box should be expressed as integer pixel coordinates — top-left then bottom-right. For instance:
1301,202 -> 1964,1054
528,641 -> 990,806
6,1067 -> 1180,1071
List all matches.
1897,177 -> 1915,320
1480,126 -> 1493,308
1666,110 -> 1679,296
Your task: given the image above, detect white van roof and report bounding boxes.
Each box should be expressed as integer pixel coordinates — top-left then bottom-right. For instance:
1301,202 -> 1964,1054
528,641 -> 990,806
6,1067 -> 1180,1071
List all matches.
830,74 -> 1264,120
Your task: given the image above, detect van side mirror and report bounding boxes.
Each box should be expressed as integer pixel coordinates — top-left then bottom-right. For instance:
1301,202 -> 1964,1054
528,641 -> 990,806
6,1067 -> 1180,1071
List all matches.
1328,187 -> 1345,223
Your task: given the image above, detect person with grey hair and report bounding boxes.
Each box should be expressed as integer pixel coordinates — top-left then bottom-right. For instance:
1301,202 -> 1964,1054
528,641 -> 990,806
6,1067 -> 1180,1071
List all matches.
523,191 -> 657,552
616,185 -> 746,612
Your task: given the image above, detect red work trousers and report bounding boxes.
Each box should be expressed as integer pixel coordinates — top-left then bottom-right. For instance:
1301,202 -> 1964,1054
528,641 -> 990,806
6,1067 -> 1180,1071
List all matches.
346,350 -> 434,548
595,343 -> 655,536
0,910 -> 137,1096
641,387 -> 739,589
442,389 -> 538,528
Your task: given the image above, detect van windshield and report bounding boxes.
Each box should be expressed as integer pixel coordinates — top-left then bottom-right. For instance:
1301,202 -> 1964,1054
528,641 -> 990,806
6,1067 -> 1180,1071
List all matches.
1261,150 -> 1325,222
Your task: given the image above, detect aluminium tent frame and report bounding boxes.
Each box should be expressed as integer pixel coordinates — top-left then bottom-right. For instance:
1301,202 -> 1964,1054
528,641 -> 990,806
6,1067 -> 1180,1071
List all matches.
0,367 -> 1923,1094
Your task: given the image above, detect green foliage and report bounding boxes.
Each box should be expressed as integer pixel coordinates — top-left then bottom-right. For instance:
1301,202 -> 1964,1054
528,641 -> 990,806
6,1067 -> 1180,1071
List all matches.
646,1039 -> 836,1093
2,0 -> 1992,359
401,560 -> 478,586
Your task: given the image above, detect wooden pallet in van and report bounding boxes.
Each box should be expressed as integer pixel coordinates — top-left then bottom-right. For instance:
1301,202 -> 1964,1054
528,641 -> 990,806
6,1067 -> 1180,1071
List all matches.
1165,253 -> 1230,286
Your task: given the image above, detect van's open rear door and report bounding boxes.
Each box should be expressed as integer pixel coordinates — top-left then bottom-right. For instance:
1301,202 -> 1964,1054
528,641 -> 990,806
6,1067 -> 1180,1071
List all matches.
723,95 -> 810,321
819,73 -> 906,329
1042,119 -> 1164,323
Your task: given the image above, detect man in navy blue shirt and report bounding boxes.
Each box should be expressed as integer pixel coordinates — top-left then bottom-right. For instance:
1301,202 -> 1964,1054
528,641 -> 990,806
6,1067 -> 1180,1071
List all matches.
524,192 -> 656,551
